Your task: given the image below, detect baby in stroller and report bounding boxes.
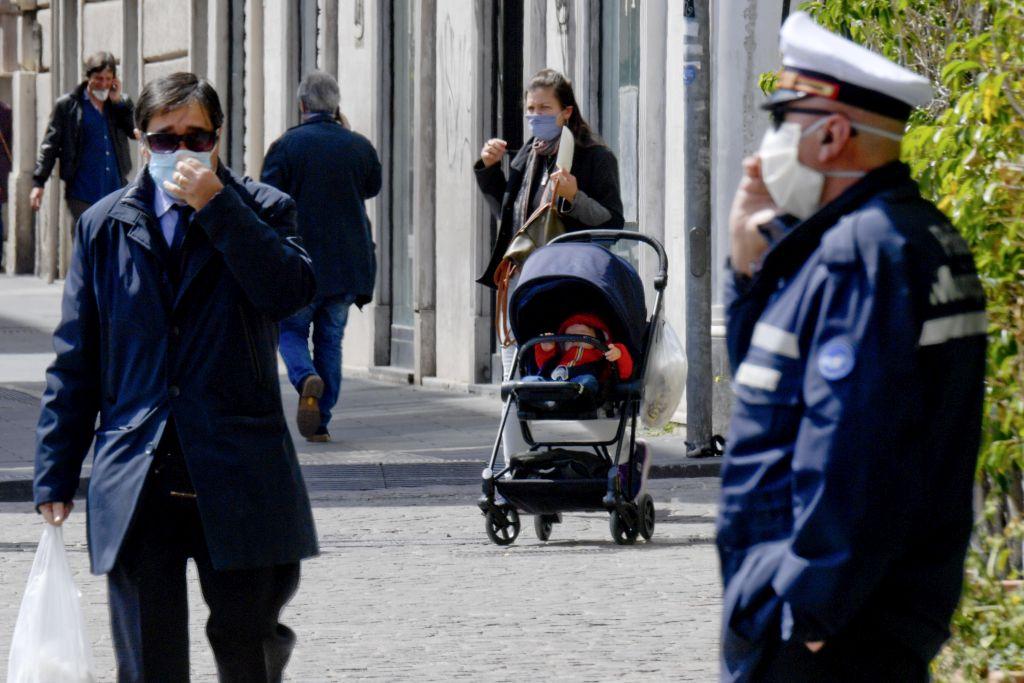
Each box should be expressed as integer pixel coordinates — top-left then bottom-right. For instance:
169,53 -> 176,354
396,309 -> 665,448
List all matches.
523,313 -> 634,397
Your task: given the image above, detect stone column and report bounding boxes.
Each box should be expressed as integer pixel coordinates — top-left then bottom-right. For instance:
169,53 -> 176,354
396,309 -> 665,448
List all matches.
638,0 -> 667,293
412,0 -> 436,382
6,68 -> 34,274
243,0 -> 264,176
318,0 -> 338,78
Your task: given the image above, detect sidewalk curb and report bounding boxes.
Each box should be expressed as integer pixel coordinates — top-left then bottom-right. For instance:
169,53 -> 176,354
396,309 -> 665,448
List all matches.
0,461 -> 721,503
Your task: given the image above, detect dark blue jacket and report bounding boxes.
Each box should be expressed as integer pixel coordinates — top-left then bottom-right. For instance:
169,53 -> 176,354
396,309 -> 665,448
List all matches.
34,164 -> 319,575
260,114 -> 382,306
718,162 -> 987,681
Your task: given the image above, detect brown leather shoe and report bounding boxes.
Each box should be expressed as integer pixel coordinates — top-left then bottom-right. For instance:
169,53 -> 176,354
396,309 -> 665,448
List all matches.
296,375 -> 324,438
306,427 -> 331,443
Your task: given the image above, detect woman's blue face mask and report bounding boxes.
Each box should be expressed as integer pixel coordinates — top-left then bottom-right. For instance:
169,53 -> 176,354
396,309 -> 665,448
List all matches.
526,114 -> 562,141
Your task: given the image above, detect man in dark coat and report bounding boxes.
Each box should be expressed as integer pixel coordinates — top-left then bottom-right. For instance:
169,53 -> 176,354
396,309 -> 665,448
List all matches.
261,70 -> 382,442
30,51 -> 135,224
34,72 -> 318,682
718,13 -> 986,682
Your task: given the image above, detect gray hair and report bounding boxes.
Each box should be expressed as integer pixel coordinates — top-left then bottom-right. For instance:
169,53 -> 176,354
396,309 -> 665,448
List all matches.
297,71 -> 340,114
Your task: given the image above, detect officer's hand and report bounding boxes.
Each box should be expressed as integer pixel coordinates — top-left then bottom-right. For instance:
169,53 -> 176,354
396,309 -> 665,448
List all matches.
480,138 -> 507,168
29,187 -> 44,211
39,501 -> 73,526
728,155 -> 777,277
164,157 -> 223,211
806,641 -> 825,653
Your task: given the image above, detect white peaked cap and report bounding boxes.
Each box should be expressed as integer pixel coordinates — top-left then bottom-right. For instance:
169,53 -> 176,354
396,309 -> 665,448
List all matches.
770,11 -> 933,118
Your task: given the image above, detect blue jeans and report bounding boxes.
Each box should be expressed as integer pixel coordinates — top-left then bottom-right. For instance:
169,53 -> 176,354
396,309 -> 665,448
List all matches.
279,294 -> 357,430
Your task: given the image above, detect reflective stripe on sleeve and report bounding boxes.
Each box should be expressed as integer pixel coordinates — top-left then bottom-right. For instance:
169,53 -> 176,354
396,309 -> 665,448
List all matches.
750,323 -> 800,359
735,362 -> 782,391
918,311 -> 987,347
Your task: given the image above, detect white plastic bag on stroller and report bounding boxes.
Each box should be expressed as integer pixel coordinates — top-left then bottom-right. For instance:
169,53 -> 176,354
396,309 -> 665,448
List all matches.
6,525 -> 96,683
641,318 -> 687,429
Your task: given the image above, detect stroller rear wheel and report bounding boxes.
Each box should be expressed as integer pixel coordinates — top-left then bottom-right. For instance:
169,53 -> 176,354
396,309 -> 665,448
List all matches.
533,513 -> 560,542
610,507 -> 639,545
485,507 -> 521,545
638,493 -> 655,541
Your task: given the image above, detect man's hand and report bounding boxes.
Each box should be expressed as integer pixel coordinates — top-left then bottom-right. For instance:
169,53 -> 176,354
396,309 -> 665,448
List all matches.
728,155 -> 778,277
806,641 -> 825,653
549,168 -> 578,202
110,77 -> 122,103
480,138 -> 507,168
164,157 -> 223,211
30,186 -> 44,211
604,345 -> 622,362
39,501 -> 73,526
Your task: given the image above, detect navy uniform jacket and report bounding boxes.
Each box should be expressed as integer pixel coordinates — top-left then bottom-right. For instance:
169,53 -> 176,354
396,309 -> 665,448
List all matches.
34,165 -> 320,575
260,113 -> 382,307
717,162 -> 986,681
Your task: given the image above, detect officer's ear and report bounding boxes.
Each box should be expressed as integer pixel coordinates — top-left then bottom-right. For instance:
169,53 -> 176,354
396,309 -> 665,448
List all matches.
817,115 -> 852,163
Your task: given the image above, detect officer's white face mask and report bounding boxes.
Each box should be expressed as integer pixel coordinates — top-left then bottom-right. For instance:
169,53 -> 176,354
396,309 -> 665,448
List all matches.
758,116 -> 884,221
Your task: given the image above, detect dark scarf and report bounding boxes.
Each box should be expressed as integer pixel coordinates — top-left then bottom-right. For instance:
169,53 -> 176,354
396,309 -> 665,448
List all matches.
512,137 -> 560,234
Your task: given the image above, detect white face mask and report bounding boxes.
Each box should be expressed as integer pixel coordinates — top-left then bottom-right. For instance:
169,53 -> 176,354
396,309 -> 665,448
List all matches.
91,88 -> 110,102
758,117 -> 870,221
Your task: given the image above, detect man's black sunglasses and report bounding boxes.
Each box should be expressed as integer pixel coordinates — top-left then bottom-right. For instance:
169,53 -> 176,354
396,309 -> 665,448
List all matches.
768,107 -> 857,135
144,130 -> 218,153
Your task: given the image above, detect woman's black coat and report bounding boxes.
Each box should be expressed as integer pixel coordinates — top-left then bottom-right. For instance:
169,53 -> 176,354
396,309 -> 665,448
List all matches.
473,138 -> 624,288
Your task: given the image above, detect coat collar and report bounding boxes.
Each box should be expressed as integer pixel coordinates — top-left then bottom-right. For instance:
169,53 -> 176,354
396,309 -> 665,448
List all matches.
750,161 -> 915,294
299,112 -> 337,126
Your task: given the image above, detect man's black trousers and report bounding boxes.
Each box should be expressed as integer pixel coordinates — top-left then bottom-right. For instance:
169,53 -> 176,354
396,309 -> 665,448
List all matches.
753,633 -> 930,682
106,426 -> 300,682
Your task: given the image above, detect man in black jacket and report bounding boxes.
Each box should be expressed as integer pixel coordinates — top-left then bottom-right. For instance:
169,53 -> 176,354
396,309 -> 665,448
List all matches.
30,51 -> 135,224
35,72 -> 317,682
262,70 -> 382,442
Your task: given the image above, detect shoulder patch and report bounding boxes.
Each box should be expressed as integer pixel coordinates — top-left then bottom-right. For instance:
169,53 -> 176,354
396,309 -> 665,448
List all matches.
817,338 -> 856,381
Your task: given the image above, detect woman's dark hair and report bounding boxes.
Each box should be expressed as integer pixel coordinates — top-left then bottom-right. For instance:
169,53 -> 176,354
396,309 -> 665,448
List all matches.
83,51 -> 117,78
135,72 -> 225,133
526,68 -> 601,147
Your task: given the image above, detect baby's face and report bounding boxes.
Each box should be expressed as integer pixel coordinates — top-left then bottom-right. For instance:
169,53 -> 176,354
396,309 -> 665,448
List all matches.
565,323 -> 597,348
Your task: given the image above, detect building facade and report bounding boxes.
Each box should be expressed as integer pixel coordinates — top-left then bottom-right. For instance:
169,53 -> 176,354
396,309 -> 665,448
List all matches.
0,0 -> 790,430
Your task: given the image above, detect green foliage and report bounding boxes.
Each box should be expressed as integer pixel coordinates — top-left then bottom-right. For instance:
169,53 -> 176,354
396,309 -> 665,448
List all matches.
800,0 -> 1024,676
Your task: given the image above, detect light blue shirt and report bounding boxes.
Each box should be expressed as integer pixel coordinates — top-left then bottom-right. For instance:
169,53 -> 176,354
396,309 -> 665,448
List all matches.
153,185 -> 188,249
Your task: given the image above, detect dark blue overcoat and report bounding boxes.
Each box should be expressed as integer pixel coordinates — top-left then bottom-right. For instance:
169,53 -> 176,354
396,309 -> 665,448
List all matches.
718,162 -> 987,680
34,164 -> 319,575
260,113 -> 382,306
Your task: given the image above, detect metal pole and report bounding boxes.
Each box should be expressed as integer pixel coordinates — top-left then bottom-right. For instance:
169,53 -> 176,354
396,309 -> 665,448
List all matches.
682,0 -> 714,457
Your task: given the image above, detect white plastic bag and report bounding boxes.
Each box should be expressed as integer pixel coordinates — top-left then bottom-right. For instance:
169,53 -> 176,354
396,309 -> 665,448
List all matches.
6,526 -> 95,683
641,318 -> 687,429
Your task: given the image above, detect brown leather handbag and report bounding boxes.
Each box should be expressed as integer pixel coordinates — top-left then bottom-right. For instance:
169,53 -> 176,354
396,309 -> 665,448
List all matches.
492,178 -> 565,346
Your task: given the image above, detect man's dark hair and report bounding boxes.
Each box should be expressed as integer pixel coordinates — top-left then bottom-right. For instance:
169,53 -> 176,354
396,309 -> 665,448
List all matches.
135,72 -> 225,133
83,51 -> 117,78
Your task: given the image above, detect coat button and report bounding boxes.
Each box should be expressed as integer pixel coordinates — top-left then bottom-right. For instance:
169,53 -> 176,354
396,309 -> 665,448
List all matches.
168,385 -> 180,398
170,326 -> 181,337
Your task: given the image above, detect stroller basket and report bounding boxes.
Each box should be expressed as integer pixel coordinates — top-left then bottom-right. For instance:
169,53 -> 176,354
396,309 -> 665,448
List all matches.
497,449 -> 609,515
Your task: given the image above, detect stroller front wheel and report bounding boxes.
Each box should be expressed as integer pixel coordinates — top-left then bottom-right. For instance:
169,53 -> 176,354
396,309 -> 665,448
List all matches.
534,514 -> 559,542
610,507 -> 639,545
485,507 -> 521,546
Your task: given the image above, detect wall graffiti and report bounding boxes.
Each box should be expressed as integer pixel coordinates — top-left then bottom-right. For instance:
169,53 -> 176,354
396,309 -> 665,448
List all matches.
438,12 -> 472,170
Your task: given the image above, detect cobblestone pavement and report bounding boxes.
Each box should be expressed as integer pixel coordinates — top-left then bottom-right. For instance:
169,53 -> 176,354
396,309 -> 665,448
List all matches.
0,478 -> 722,682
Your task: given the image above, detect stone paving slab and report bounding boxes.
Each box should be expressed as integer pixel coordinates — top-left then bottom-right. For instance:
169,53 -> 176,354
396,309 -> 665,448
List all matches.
0,478 -> 722,682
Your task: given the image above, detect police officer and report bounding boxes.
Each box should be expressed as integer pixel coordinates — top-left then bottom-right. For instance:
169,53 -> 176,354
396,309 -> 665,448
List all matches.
717,12 -> 987,682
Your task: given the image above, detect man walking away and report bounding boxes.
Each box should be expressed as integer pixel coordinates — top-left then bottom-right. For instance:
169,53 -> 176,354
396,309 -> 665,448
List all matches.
262,70 -> 382,443
717,12 -> 987,682
30,51 -> 135,224
35,72 -> 318,682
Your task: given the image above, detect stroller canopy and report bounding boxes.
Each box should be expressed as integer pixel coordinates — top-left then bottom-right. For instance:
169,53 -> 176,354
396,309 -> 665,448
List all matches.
510,243 -> 647,356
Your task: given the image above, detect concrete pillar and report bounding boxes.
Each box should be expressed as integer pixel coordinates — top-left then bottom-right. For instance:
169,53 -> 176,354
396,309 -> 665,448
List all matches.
205,0 -> 230,158
318,0 -> 338,78
522,0 -> 544,81
412,0 -> 436,382
55,0 -> 77,280
571,0 -> 598,124
638,0 -> 667,296
5,69 -> 34,274
243,0 -> 264,176
189,0 -> 208,76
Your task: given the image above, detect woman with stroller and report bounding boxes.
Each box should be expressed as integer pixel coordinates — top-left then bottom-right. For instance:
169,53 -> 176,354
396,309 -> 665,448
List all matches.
473,68 -> 624,467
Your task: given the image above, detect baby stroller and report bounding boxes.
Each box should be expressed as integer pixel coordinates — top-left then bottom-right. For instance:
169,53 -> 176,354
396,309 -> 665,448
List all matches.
479,229 -> 668,545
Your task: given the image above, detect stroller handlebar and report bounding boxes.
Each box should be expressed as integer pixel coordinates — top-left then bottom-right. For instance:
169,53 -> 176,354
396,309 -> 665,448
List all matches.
517,334 -> 611,357
548,229 -> 669,290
